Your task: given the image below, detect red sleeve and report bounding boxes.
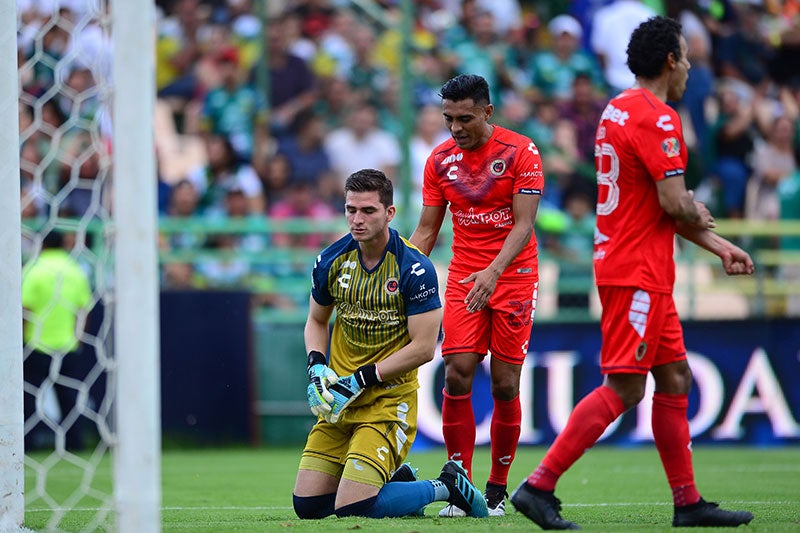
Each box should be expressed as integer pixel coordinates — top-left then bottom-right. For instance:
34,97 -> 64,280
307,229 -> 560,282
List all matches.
634,108 -> 687,183
513,139 -> 545,194
421,153 -> 446,206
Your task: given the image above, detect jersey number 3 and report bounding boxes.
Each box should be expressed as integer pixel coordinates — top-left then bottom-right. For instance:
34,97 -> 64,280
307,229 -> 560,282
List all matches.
595,142 -> 620,216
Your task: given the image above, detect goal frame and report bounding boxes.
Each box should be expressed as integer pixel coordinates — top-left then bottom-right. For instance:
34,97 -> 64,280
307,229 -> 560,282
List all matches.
0,0 -> 162,530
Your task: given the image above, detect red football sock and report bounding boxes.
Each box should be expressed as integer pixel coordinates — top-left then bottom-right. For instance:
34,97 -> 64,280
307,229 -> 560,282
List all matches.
652,392 -> 700,506
441,389 -> 476,480
529,385 -> 625,491
488,395 -> 521,487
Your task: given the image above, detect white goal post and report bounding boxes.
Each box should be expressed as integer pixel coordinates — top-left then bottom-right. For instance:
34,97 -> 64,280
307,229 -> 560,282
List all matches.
0,0 -> 24,529
111,0 -> 162,531
0,0 -> 161,531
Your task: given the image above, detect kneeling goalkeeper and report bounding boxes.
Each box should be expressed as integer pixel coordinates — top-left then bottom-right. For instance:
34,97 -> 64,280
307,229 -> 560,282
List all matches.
293,169 -> 487,519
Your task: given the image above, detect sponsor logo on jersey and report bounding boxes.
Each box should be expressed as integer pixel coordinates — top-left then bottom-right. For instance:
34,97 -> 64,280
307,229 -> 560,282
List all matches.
453,206 -> 513,228
337,301 -> 400,325
442,152 -> 463,165
409,283 -> 437,302
600,103 -> 630,126
662,137 -> 680,157
517,186 -> 542,194
385,277 -> 399,295
490,159 -> 507,176
664,168 -> 685,178
656,114 -> 675,131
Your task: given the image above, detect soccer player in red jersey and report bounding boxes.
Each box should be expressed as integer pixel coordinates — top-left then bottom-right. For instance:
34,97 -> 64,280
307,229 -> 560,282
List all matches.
410,74 -> 545,517
511,17 -> 755,529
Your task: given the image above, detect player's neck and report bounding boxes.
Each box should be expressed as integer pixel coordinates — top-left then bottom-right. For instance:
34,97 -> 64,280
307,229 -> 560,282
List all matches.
632,78 -> 668,103
358,232 -> 389,269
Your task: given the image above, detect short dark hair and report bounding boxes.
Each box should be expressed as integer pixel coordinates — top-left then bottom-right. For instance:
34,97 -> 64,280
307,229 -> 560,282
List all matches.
626,16 -> 683,80
439,74 -> 491,105
42,230 -> 64,249
344,168 -> 393,208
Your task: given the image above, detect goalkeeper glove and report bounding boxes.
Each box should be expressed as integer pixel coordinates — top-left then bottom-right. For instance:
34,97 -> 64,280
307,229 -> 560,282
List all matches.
307,350 -> 338,418
325,364 -> 381,424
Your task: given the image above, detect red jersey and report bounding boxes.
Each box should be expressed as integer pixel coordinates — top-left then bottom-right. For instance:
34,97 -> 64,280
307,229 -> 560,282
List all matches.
422,125 -> 544,282
593,88 -> 688,293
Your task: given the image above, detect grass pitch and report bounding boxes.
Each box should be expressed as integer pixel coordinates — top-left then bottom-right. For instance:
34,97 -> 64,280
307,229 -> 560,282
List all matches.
24,445 -> 800,531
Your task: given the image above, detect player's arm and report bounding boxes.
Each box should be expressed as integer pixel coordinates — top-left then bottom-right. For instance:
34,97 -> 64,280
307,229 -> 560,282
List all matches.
462,193 -> 540,312
676,224 -> 755,276
409,205 -> 447,256
324,307 -> 443,424
304,296 -> 338,416
304,295 -> 334,355
375,307 -> 443,380
656,174 -> 714,229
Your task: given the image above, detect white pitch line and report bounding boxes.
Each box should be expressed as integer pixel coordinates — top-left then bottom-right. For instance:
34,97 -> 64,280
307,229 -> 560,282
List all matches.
25,501 -> 797,513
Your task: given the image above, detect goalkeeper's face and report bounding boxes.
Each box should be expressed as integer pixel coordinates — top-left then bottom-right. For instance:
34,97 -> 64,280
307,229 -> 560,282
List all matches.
345,190 -> 396,244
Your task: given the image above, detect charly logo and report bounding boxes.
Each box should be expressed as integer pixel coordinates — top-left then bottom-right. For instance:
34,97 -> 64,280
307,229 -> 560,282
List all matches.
490,159 -> 506,176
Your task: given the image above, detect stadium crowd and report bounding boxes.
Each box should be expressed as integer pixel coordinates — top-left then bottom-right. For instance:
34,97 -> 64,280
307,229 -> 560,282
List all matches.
16,0 -> 800,311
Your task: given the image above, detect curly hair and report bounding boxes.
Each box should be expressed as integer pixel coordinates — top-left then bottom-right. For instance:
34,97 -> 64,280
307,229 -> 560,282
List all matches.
626,16 -> 683,80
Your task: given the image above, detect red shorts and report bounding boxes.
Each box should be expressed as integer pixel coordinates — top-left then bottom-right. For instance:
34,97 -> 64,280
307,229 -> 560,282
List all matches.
441,279 -> 538,365
598,286 -> 687,375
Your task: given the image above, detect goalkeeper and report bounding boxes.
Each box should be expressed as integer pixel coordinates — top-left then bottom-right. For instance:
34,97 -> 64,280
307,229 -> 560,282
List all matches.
293,168 -> 488,519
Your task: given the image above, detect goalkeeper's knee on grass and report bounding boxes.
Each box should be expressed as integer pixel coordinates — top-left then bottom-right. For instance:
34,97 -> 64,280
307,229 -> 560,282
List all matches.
293,493 -> 336,519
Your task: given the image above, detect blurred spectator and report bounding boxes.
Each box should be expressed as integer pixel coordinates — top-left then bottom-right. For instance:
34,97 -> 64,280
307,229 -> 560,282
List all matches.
194,233 -> 251,287
162,179 -> 206,250
668,0 -> 715,160
527,14 -> 602,103
475,0 -> 523,36
188,133 -> 266,216
275,108 -> 337,201
540,118 -> 586,210
57,130 -> 110,218
556,72 -> 606,164
156,0 -> 209,100
746,115 -> 798,222
546,182 -> 596,312
312,75 -> 357,130
268,182 -> 338,249
198,46 -> 267,161
705,79 -> 757,218
265,11 -> 318,136
323,103 -> 402,189
590,0 -> 656,94
225,0 -> 263,74
22,230 -> 94,451
345,23 -> 390,107
443,7 -> 515,106
260,152 -> 292,206
715,1 -> 773,87
410,104 -> 450,213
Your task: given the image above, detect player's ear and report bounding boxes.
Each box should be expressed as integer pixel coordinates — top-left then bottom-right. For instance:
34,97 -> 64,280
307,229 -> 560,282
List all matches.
386,205 -> 396,222
484,103 -> 494,121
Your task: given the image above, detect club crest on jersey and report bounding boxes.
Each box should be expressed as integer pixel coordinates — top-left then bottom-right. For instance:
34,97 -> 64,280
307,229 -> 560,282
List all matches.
635,341 -> 648,361
661,137 -> 680,157
490,159 -> 506,176
385,277 -> 399,295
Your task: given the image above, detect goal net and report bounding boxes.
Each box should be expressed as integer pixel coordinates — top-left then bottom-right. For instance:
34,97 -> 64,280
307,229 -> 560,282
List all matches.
2,1 -> 160,531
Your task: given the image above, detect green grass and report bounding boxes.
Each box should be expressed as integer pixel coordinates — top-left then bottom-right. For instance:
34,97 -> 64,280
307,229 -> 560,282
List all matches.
24,445 -> 800,532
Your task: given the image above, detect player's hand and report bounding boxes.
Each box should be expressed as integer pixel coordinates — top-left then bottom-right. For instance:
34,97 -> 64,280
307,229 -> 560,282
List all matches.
460,268 -> 499,313
721,244 -> 755,276
307,380 -> 334,417
324,374 -> 364,424
688,190 -> 716,229
307,351 -> 338,418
